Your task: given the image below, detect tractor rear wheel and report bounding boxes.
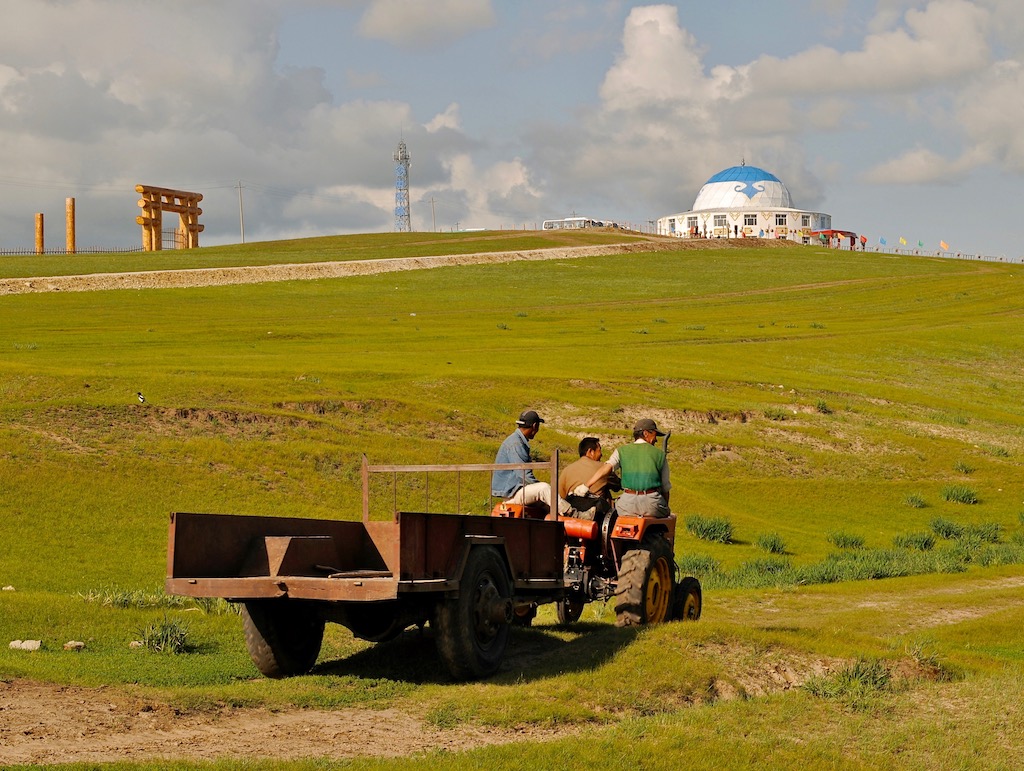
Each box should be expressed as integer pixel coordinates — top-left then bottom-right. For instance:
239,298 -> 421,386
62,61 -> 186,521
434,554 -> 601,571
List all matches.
671,576 -> 702,621
434,546 -> 512,680
242,600 -> 324,678
556,598 -> 585,624
614,536 -> 675,627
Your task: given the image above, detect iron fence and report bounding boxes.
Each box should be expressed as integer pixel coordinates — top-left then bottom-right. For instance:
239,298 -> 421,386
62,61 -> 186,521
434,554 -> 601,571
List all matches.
0,246 -> 144,256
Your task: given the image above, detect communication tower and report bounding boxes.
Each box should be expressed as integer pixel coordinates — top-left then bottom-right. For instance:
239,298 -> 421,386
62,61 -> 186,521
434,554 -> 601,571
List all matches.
394,139 -> 411,232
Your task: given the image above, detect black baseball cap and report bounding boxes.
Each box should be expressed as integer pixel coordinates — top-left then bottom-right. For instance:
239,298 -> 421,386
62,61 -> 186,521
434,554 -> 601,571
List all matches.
516,410 -> 545,427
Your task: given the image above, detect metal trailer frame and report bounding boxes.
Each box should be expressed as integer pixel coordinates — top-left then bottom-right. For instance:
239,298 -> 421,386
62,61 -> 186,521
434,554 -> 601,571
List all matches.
165,453 -> 568,603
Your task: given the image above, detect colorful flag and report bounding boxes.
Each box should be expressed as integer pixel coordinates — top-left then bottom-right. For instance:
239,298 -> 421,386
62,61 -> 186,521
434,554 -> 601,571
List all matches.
940,240 -> 949,250
918,240 -> 924,248
899,236 -> 907,246
879,237 -> 887,245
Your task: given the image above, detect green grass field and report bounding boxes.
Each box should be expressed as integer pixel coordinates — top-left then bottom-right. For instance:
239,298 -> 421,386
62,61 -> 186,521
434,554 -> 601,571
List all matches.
1,231 -> 1023,768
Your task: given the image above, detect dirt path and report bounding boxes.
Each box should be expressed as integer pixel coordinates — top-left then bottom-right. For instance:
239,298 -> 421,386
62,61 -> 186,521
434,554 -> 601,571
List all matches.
0,238 -> 985,299
0,240 -> 698,295
0,679 -> 564,765
6,574 -> 1022,764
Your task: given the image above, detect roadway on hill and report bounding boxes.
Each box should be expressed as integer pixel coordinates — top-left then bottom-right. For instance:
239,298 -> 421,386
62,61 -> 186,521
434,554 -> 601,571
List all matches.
0,238 -> 766,295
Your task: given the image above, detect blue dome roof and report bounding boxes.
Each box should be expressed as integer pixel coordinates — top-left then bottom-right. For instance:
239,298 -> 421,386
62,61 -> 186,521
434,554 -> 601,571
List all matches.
706,165 -> 781,185
691,164 -> 793,210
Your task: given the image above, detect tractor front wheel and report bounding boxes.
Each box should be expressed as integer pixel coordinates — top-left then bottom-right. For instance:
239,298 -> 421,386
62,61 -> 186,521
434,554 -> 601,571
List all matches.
433,546 -> 512,680
672,576 -> 702,621
242,600 -> 324,678
556,598 -> 585,624
614,537 -> 675,627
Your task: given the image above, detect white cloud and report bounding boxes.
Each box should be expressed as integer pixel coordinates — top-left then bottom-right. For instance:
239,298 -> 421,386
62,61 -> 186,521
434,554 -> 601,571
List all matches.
0,0 -> 508,244
436,154 -> 543,227
955,58 -> 1024,171
551,5 -> 822,214
1,0 -> 1021,253
425,103 -> 461,133
861,146 -> 985,184
748,0 -> 991,95
600,5 -> 732,112
804,97 -> 857,131
533,1 -> 1016,220
358,0 -> 495,50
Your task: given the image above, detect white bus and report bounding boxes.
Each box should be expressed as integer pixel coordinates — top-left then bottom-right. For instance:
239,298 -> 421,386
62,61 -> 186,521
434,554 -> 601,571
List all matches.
542,217 -> 600,230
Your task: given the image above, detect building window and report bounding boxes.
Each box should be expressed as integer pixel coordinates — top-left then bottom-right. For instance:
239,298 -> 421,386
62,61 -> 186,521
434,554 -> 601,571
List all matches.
744,213 -> 757,226
713,214 -> 727,228
775,213 -> 788,226
668,218 -> 676,233
686,216 -> 698,233
801,215 -> 810,227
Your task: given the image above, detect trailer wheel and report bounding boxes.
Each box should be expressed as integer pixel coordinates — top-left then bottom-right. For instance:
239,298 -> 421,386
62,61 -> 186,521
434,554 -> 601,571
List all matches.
556,598 -> 585,624
242,600 -> 324,678
614,536 -> 675,627
672,576 -> 702,621
434,546 -> 511,680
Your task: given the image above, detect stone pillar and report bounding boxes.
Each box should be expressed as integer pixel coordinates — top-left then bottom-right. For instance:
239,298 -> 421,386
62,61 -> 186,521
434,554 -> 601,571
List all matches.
35,213 -> 44,255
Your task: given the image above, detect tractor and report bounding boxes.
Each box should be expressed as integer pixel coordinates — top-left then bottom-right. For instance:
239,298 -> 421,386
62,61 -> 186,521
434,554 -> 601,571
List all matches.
492,495 -> 701,628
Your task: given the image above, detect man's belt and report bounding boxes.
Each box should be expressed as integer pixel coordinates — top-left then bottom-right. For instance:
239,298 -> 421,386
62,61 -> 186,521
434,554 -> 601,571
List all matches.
622,487 -> 660,495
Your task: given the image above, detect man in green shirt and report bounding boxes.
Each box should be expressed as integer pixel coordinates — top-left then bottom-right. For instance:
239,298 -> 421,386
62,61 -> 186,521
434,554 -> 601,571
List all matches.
579,418 -> 670,518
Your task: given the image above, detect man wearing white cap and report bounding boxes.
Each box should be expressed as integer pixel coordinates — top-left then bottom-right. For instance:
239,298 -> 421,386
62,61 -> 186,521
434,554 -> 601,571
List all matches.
579,417 -> 671,518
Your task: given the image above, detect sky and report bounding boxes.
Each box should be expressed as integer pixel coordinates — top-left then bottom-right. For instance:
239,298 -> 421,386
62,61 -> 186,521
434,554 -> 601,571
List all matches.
1,0 -> 1022,257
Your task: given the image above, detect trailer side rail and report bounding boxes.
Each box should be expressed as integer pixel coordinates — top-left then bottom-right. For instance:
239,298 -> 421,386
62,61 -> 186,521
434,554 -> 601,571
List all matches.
361,452 -> 561,523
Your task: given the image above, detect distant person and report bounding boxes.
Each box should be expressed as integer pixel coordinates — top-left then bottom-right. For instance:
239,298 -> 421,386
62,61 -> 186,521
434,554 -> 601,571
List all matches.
578,418 -> 671,518
492,410 -> 568,514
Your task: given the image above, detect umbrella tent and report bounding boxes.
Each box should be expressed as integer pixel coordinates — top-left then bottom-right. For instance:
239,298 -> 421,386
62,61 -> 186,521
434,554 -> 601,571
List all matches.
810,229 -> 857,239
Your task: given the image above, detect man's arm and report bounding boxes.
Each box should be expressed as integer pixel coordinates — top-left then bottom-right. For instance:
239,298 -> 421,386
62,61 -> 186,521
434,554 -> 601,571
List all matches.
583,462 -> 613,492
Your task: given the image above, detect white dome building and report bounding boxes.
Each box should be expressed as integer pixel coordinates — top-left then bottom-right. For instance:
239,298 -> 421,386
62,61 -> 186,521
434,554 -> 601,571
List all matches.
657,163 -> 832,243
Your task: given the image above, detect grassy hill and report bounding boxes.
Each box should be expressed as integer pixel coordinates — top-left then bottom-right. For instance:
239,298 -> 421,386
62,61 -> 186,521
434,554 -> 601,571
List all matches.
1,232 -> 1023,768
0,228 -> 646,279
